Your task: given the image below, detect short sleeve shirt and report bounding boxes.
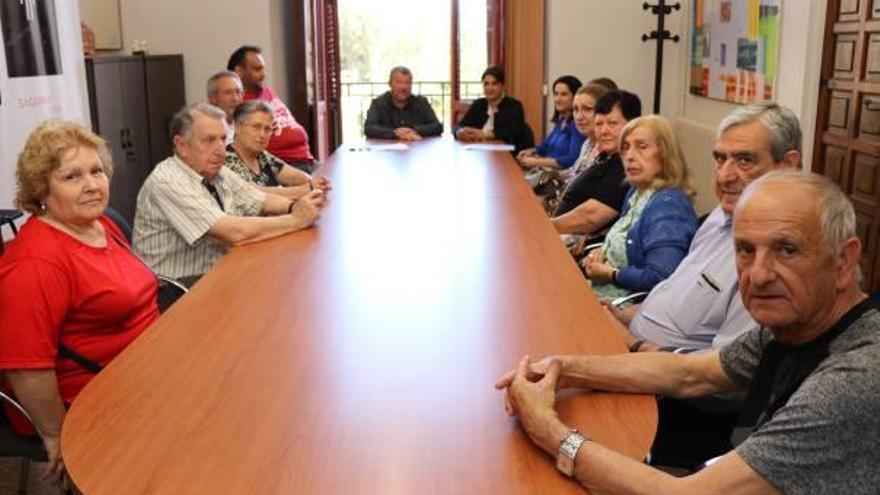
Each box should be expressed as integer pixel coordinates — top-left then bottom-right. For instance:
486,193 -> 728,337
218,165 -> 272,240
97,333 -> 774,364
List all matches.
0,216 -> 158,432
133,156 -> 265,279
719,309 -> 880,494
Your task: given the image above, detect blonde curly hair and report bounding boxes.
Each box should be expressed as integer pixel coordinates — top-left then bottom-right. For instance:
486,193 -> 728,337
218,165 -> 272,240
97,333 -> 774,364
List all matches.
15,121 -> 113,215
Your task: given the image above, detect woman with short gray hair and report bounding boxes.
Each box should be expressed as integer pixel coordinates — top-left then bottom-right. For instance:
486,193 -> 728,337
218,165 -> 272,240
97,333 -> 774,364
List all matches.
226,101 -> 331,200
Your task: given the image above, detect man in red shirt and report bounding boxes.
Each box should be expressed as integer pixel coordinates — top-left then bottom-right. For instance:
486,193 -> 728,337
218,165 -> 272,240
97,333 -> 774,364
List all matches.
227,45 -> 316,173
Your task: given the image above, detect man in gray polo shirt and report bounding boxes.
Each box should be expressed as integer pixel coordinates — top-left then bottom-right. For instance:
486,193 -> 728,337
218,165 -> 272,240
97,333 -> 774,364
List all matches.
133,103 -> 324,284
496,171 -> 879,494
607,103 -> 802,353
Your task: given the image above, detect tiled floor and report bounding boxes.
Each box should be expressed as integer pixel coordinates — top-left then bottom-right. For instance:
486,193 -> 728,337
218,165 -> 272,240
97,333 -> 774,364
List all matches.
0,459 -> 61,495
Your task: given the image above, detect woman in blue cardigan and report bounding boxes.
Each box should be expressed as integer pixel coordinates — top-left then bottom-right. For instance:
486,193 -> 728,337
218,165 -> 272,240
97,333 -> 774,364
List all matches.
516,75 -> 584,170
584,115 -> 698,301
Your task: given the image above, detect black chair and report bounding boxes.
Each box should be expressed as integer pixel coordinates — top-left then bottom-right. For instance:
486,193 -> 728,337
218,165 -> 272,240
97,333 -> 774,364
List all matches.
0,209 -> 24,257
103,207 -> 132,242
157,276 -> 188,313
647,395 -> 740,472
0,209 -> 23,237
0,390 -> 47,494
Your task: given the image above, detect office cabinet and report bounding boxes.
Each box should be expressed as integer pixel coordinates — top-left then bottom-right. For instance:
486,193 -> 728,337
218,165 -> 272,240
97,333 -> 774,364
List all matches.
85,54 -> 185,224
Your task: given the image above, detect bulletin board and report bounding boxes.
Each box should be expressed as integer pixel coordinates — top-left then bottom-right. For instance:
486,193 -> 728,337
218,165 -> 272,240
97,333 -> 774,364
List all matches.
689,0 -> 781,104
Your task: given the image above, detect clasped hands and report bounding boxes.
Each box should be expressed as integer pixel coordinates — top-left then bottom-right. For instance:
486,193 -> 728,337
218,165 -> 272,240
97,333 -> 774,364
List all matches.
493,355 -> 574,453
394,127 -> 423,141
311,175 -> 333,193
582,248 -> 615,284
456,127 -> 493,142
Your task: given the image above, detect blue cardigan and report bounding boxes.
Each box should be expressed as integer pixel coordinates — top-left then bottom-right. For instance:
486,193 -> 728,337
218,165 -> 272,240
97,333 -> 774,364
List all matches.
535,118 -> 585,168
616,187 -> 698,292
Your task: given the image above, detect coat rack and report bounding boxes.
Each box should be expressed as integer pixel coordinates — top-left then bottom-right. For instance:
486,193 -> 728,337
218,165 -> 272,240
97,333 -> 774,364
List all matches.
641,1 -> 680,114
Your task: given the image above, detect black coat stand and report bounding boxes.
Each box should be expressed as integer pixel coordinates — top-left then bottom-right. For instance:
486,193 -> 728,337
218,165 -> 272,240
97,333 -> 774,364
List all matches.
642,1 -> 681,114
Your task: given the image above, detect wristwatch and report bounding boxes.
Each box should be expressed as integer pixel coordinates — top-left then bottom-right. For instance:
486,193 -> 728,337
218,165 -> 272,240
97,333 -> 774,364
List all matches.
557,429 -> 589,477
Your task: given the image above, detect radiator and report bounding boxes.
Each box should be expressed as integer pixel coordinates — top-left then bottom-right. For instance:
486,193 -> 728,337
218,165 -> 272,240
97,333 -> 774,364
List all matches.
674,118 -> 719,216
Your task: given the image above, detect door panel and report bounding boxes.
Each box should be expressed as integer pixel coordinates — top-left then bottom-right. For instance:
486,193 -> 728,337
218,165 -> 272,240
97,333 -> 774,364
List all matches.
824,145 -> 849,184
828,92 -> 852,135
839,0 -> 861,21
814,0 -> 880,291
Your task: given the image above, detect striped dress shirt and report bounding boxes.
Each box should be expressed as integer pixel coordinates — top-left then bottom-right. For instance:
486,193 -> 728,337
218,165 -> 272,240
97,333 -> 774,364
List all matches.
133,156 -> 265,280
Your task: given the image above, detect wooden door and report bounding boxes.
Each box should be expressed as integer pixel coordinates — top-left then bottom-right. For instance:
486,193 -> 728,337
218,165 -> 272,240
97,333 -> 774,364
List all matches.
814,0 -> 880,291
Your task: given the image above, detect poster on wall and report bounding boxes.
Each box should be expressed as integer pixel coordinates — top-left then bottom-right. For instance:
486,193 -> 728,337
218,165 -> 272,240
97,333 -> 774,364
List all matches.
0,0 -> 90,210
689,0 -> 782,104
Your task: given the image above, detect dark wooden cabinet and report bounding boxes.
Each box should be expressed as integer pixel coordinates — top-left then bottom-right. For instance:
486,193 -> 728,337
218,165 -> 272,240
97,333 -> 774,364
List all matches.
85,54 -> 185,224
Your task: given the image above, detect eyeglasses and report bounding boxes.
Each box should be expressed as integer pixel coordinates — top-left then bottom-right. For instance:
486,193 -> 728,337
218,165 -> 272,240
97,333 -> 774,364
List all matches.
243,122 -> 274,134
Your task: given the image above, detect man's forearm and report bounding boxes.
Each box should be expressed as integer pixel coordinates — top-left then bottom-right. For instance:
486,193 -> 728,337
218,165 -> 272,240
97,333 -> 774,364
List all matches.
208,214 -> 313,246
415,121 -> 443,137
524,411 -> 777,495
6,370 -> 66,437
560,351 -> 735,399
529,413 -> 683,494
364,123 -> 395,139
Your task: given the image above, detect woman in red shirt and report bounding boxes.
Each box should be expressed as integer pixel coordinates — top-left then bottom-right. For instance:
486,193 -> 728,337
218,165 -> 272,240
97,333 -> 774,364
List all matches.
0,122 -> 159,484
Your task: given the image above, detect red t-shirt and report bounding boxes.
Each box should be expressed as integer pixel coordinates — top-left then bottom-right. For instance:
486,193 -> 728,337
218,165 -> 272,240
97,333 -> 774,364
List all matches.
0,215 -> 158,434
243,85 -> 315,163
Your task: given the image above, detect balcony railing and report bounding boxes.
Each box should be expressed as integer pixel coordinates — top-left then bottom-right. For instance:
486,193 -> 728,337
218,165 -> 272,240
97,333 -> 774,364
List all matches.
341,80 -> 482,140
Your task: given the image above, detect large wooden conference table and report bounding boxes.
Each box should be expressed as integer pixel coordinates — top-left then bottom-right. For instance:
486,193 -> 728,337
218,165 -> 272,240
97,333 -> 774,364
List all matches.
63,136 -> 657,494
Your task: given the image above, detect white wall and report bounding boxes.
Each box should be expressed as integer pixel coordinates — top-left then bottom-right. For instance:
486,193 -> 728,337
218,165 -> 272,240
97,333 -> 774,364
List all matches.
114,0 -> 290,104
545,1 -> 687,120
546,0 -> 826,166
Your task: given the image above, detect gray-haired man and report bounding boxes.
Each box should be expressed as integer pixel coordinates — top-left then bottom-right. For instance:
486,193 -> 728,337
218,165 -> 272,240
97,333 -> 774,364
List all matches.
497,171 -> 879,495
206,70 -> 243,144
363,66 -> 443,140
133,103 -> 324,285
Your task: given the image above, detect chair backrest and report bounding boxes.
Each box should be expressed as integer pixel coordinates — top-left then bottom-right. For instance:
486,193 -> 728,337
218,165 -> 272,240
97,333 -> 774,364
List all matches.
0,390 -> 35,428
0,389 -> 48,461
157,275 -> 188,313
452,99 -> 473,127
104,206 -> 133,243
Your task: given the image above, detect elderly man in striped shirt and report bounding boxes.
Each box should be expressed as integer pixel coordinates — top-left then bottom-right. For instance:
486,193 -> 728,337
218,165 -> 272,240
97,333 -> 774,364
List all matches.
133,103 -> 324,286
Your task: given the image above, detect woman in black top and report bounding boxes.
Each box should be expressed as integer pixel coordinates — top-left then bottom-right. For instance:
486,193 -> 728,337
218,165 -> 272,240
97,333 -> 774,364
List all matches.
552,90 -> 643,234
454,66 -> 534,153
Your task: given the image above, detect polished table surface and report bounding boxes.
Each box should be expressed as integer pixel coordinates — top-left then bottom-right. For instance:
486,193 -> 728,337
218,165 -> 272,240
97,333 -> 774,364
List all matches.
62,137 -> 656,494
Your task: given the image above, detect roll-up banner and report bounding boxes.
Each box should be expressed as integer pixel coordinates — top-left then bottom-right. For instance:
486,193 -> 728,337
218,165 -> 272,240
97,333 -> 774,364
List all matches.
0,0 -> 90,213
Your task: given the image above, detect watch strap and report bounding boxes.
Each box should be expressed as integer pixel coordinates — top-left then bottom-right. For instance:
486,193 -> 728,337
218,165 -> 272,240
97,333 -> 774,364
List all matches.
556,429 -> 588,477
